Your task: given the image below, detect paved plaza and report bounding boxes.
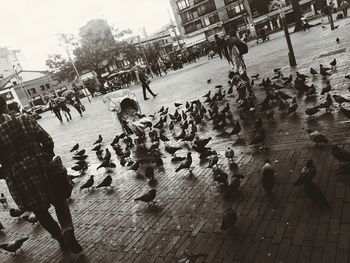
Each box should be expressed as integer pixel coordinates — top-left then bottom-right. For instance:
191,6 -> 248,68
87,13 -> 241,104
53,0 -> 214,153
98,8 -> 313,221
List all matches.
1,18 -> 350,262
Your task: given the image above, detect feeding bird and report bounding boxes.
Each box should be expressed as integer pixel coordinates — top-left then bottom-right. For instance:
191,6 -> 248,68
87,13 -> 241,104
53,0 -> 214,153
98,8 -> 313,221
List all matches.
336,37 -> 340,43
305,106 -> 319,117
96,175 -> 112,189
207,79 -> 212,84
294,160 -> 316,186
213,168 -> 229,185
0,193 -> 7,206
134,189 -> 157,206
9,208 -> 24,218
261,159 -> 274,195
80,175 -> 94,190
332,145 -> 350,163
165,145 -> 182,156
74,149 -> 85,156
230,121 -> 241,137
94,135 -> 103,145
225,147 -> 234,162
310,67 -> 318,75
175,152 -> 192,173
20,212 -> 37,224
340,106 -> 350,119
221,209 -> 238,230
330,58 -> 337,68
251,74 -> 260,79
128,161 -> 140,173
333,95 -> 350,105
0,236 -> 29,254
307,129 -> 328,144
208,154 -> 219,168
70,143 -> 79,152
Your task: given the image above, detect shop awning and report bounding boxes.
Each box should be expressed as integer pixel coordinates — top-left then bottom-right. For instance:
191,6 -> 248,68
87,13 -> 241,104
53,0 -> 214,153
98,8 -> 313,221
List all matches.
183,33 -> 207,48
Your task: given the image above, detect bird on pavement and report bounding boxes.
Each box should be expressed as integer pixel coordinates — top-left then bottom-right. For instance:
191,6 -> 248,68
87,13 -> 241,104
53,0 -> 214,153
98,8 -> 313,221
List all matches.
144,167 -> 155,181
333,95 -> 350,105
74,149 -> 85,156
221,209 -> 238,231
94,135 -> 103,145
251,74 -> 260,79
70,143 -> 79,152
294,160 -> 316,186
174,103 -> 182,108
304,182 -> 330,208
96,175 -> 112,189
307,129 -> 328,144
310,67 -> 318,75
230,121 -> 241,137
165,145 -> 182,156
0,222 -> 4,231
9,208 -> 24,218
194,137 -> 212,148
330,58 -> 337,68
20,212 -> 37,224
92,144 -> 102,152
96,159 -> 111,170
332,145 -> 350,163
340,106 -> 350,119
320,64 -> 331,77
208,154 -> 219,168
73,155 -> 88,161
103,148 -> 111,161
0,193 -> 7,206
134,189 -> 157,206
225,147 -> 234,162
305,106 -> 319,118
213,168 -> 229,186
261,159 -> 274,195
128,161 -> 140,174
0,236 -> 29,254
207,79 -> 212,84
320,81 -> 332,95
317,93 -> 332,111
80,175 -> 94,190
287,98 -> 298,115
175,152 -> 192,173
336,37 -> 340,44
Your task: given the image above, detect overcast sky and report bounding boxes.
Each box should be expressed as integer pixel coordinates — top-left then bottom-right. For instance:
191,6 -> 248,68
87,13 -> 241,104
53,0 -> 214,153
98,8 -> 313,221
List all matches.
1,0 -> 173,70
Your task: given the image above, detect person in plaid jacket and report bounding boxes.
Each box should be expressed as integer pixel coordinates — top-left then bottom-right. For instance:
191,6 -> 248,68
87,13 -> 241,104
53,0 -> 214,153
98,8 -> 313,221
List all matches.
0,97 -> 82,254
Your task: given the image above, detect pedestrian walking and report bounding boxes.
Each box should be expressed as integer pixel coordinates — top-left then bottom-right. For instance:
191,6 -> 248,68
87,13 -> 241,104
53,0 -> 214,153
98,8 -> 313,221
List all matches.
301,15 -> 310,31
214,34 -> 233,65
227,35 -> 248,76
49,98 -> 63,123
69,96 -> 84,116
0,97 -> 83,253
135,66 -> 158,101
58,98 -> 72,122
340,0 -> 349,17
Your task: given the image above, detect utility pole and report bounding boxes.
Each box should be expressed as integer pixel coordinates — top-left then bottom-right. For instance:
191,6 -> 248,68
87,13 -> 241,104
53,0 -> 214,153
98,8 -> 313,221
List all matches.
167,8 -> 183,52
328,4 -> 335,30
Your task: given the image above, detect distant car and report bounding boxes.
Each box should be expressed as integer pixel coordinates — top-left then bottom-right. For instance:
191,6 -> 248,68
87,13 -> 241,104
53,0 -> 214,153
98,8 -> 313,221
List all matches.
31,104 -> 50,114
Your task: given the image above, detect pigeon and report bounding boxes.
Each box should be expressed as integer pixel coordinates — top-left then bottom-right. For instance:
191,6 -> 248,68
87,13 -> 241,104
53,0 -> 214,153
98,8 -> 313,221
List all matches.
75,149 -> 86,156
134,189 -> 157,206
70,143 -> 79,152
213,168 -> 229,185
80,175 -> 94,190
128,161 -> 140,173
104,148 -> 111,161
0,236 -> 29,254
165,145 -> 182,156
345,74 -> 350,79
261,160 -> 274,195
283,74 -> 293,85
333,95 -> 350,105
251,74 -> 260,79
225,147 -> 234,162
73,155 -> 88,161
94,135 -> 103,145
96,159 -> 111,170
174,129 -> 186,140
320,64 -> 331,77
330,58 -> 337,68
0,222 -> 4,231
175,152 -> 192,173
92,144 -> 102,152
182,132 -> 196,142
174,103 -> 182,108
9,208 -> 24,218
320,82 -> 331,95
304,182 -> 330,208
0,193 -> 7,206
20,212 -> 37,224
336,37 -> 340,43
96,175 -> 112,189
305,107 -> 319,117
194,137 -> 212,148
160,133 -> 170,142
294,160 -> 316,186
221,209 -> 238,230
332,145 -> 350,163
230,121 -> 241,137
307,129 -> 328,144
287,99 -> 298,115
207,79 -> 212,84
144,167 -> 155,181
310,67 -> 318,75
208,154 -> 219,168
317,93 -> 332,111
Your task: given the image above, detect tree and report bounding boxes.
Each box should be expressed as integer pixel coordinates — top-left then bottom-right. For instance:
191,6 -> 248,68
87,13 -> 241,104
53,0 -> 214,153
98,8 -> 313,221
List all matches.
45,54 -> 76,82
291,0 -> 303,32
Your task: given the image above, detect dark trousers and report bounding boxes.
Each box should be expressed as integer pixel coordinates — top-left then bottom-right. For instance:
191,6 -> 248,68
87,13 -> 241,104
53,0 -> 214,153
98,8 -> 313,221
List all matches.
34,199 -> 73,239
53,109 -> 62,121
344,8 -> 348,17
141,83 -> 156,100
73,105 -> 82,116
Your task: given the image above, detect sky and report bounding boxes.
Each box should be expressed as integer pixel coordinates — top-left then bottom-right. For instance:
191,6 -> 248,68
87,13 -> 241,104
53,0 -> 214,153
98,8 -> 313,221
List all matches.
1,0 -> 173,70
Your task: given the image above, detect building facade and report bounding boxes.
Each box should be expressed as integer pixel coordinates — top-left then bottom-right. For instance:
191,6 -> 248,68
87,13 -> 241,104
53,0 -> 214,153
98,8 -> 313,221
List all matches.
170,0 -> 253,45
79,18 -> 115,43
0,48 -> 26,79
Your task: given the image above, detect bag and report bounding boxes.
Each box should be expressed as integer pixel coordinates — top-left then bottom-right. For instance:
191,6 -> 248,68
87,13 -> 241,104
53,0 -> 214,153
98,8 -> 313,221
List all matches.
80,105 -> 86,112
146,79 -> 151,85
47,156 -> 73,199
235,40 -> 248,55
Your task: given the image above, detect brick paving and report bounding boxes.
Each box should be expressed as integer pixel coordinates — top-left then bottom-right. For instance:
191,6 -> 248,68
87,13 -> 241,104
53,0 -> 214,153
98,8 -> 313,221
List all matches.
0,17 -> 350,262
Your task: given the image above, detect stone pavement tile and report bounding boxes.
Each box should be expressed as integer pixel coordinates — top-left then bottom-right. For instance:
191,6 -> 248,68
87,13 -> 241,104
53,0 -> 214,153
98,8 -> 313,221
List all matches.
285,245 -> 301,263
335,248 -> 349,263
297,240 -> 313,263
326,218 -> 340,243
322,242 -> 337,263
310,246 -> 324,263
275,238 -> 291,263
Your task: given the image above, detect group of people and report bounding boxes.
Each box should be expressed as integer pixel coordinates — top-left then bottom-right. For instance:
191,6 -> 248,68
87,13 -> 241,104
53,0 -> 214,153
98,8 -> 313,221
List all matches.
49,94 -> 84,123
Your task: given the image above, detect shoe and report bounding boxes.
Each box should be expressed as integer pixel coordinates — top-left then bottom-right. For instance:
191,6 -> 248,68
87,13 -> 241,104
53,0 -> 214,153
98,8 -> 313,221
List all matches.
144,98 -> 149,101
53,235 -> 67,250
153,94 -> 158,97
63,230 -> 83,254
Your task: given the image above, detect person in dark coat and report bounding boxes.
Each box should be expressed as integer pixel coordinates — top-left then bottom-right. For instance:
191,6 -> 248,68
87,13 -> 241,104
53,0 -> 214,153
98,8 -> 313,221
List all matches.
49,99 -> 62,122
135,66 -> 158,100
214,34 -> 233,64
0,97 -> 82,254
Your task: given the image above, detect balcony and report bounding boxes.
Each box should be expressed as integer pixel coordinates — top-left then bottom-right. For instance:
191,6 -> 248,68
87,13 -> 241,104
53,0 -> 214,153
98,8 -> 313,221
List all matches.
177,0 -> 211,13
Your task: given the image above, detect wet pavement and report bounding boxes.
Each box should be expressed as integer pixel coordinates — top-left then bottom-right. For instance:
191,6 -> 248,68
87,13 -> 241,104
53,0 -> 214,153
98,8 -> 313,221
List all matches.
0,17 -> 350,262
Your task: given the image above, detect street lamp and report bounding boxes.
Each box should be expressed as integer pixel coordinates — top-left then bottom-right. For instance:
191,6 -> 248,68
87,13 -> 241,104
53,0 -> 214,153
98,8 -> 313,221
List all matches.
270,0 -> 297,67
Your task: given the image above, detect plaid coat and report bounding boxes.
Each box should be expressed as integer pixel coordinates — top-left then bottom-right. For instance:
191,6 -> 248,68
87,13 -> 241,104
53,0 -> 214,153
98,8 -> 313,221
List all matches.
0,113 -> 54,211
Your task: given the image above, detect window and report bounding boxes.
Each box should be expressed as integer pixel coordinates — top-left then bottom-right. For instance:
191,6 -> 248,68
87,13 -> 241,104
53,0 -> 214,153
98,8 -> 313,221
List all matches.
177,0 -> 190,11
197,0 -> 216,16
184,20 -> 203,34
194,0 -> 206,3
203,13 -> 219,26
226,3 -> 244,18
45,83 -> 51,89
180,10 -> 195,23
40,85 -> 45,91
31,88 -> 36,94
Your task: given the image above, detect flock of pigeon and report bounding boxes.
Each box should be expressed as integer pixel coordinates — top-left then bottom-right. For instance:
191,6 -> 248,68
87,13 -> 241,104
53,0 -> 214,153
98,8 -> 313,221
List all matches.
1,39 -> 350,256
